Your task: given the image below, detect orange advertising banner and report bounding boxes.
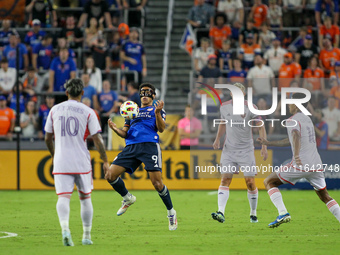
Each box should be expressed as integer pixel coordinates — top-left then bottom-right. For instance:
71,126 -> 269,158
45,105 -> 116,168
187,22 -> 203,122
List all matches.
0,0 -> 26,22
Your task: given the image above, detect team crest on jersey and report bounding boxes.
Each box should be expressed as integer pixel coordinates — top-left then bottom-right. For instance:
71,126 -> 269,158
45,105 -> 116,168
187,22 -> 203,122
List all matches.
147,108 -> 153,111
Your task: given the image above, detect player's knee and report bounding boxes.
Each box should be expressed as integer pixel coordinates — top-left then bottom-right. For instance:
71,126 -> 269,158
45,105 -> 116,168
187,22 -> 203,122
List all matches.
220,178 -> 230,186
245,178 -> 256,190
152,180 -> 163,192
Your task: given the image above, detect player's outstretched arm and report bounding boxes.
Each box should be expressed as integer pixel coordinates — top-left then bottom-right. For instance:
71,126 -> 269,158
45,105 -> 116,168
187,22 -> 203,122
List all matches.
257,122 -> 268,161
45,132 -> 55,159
154,100 -> 165,133
213,123 -> 226,150
108,119 -> 128,138
257,137 -> 290,147
92,133 -> 110,173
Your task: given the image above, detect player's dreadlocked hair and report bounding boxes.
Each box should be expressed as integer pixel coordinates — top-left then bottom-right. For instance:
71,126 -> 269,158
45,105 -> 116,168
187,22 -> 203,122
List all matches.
64,78 -> 84,97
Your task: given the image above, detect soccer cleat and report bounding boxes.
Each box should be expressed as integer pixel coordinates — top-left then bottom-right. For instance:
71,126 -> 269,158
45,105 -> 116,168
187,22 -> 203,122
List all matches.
250,215 -> 258,223
268,213 -> 291,228
211,211 -> 225,223
168,210 -> 178,231
62,230 -> 74,246
117,195 -> 136,216
82,239 -> 93,245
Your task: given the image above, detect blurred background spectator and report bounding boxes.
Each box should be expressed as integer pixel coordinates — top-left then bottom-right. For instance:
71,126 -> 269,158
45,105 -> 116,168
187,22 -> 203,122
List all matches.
78,0 -> 113,29
20,100 -> 38,138
0,95 -> 15,140
83,56 -> 103,93
194,37 -> 215,73
0,58 -> 17,95
3,34 -> 28,70
25,0 -> 57,27
314,108 -> 329,150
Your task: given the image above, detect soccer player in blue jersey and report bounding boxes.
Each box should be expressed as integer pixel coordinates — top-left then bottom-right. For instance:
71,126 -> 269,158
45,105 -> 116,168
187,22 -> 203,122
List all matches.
106,83 -> 177,231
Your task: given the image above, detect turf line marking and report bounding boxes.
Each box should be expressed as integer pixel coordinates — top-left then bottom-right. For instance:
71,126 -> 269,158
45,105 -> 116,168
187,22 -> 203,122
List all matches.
0,232 -> 18,239
207,191 -> 218,195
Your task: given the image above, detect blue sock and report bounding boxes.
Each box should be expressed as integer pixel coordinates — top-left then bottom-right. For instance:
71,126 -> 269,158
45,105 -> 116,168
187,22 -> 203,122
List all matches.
158,185 -> 173,210
109,177 -> 128,197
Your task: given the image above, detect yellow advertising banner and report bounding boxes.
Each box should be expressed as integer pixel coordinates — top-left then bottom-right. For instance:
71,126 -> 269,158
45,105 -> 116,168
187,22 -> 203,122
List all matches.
0,150 -> 272,190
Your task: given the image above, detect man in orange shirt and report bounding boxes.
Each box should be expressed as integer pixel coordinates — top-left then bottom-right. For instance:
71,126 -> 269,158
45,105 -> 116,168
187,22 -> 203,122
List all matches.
319,16 -> 340,48
209,13 -> 232,50
0,95 -> 15,140
303,56 -> 325,91
319,37 -> 340,78
251,0 -> 268,28
278,52 -> 302,90
239,33 -> 261,70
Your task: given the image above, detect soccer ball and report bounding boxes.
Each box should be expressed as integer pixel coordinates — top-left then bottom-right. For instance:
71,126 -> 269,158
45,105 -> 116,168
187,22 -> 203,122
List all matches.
120,101 -> 139,120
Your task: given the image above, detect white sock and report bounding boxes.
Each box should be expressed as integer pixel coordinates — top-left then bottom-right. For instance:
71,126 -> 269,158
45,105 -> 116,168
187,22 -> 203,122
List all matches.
268,187 -> 288,215
326,200 -> 340,223
80,197 -> 93,240
248,188 -> 258,216
167,208 -> 176,216
56,196 -> 71,232
123,192 -> 132,201
218,186 -> 229,215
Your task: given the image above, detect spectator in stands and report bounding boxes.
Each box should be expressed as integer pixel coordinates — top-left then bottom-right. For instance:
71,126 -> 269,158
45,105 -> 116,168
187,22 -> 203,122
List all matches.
24,19 -> 46,54
119,81 -> 141,107
187,0 -> 215,44
259,23 -> 276,50
217,0 -> 244,28
84,56 -> 103,93
0,95 -> 14,140
319,16 -> 340,48
90,34 -> 111,74
198,54 -> 222,85
239,33 -> 261,70
98,79 -> 118,132
209,13 -> 231,51
0,20 -> 14,49
278,52 -> 302,90
21,67 -> 39,97
314,108 -> 329,150
109,31 -> 122,69
322,96 -> 340,141
251,0 -> 268,29
296,35 -> 319,70
282,0 -> 306,28
78,0 -> 113,29
178,104 -> 202,150
121,27 -> 146,84
315,0 -> 339,27
303,56 -> 325,92
218,40 -> 232,74
108,0 -> 122,27
289,26 -> 309,51
81,73 -> 99,110
3,34 -> 28,70
268,0 -> 283,37
194,37 -> 215,73
0,58 -> 17,95
239,18 -> 259,45
25,0 -> 58,27
247,54 -> 275,103
20,100 -> 38,138
123,0 -> 147,27
32,34 -> 53,71
48,48 -> 77,92
319,37 -> 340,78
118,23 -> 130,44
256,97 -> 275,135
85,17 -> 104,48
264,37 -> 287,74
57,37 -> 77,65
60,15 -> 84,49
228,58 -> 247,83
330,63 -> 340,108
37,94 -> 55,139
330,60 -> 340,82
8,82 -> 28,114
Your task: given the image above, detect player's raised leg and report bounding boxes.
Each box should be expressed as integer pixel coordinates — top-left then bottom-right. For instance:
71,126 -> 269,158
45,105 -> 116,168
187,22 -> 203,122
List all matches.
212,174 -> 232,223
105,164 -> 136,216
316,188 -> 340,223
79,192 -> 93,245
56,194 -> 74,246
264,173 -> 291,228
245,177 -> 258,223
149,171 -> 177,230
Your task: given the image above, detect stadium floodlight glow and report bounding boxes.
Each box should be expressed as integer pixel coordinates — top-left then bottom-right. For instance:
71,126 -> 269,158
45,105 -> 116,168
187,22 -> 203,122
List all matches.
200,84 -> 312,116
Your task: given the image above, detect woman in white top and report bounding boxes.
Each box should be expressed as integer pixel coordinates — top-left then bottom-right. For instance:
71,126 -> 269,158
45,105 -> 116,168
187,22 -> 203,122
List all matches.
84,56 -> 102,93
20,100 -> 38,138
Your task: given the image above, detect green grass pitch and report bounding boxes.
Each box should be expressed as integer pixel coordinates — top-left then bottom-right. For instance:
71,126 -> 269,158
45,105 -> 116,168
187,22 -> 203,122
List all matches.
1,190 -> 340,255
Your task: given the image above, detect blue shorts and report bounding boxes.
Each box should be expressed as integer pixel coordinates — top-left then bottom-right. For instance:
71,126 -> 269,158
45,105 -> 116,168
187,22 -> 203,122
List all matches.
112,142 -> 162,174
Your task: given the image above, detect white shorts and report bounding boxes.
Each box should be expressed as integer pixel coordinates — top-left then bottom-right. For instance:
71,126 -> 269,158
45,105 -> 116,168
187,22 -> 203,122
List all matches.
220,149 -> 257,177
54,172 -> 93,196
276,163 -> 326,191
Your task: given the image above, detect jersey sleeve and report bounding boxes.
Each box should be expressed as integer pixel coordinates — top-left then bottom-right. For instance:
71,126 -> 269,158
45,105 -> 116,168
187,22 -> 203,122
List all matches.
88,110 -> 102,135
287,118 -> 301,135
161,109 -> 166,121
44,108 -> 54,133
124,119 -> 131,128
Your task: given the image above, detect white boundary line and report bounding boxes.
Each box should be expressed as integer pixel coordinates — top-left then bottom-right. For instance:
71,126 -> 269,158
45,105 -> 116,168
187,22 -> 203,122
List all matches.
0,232 -> 18,239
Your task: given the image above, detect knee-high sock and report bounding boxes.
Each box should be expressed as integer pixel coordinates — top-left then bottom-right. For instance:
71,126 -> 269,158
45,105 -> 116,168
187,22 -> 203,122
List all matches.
326,200 -> 340,223
218,186 -> 229,215
56,196 -> 71,232
109,177 -> 129,198
268,187 -> 288,215
248,188 -> 258,216
80,195 -> 93,240
158,185 -> 174,214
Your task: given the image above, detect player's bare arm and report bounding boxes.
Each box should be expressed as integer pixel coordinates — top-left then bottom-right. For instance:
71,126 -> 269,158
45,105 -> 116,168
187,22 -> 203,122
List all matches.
154,100 -> 165,133
257,137 -> 290,147
257,121 -> 268,161
213,123 -> 226,150
108,119 -> 129,138
92,133 -> 110,173
44,132 -> 54,159
291,129 -> 302,166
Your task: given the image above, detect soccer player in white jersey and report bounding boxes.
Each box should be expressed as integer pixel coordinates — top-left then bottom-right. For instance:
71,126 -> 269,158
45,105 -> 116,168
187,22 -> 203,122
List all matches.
212,83 -> 268,223
258,93 -> 340,228
45,78 -> 109,246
